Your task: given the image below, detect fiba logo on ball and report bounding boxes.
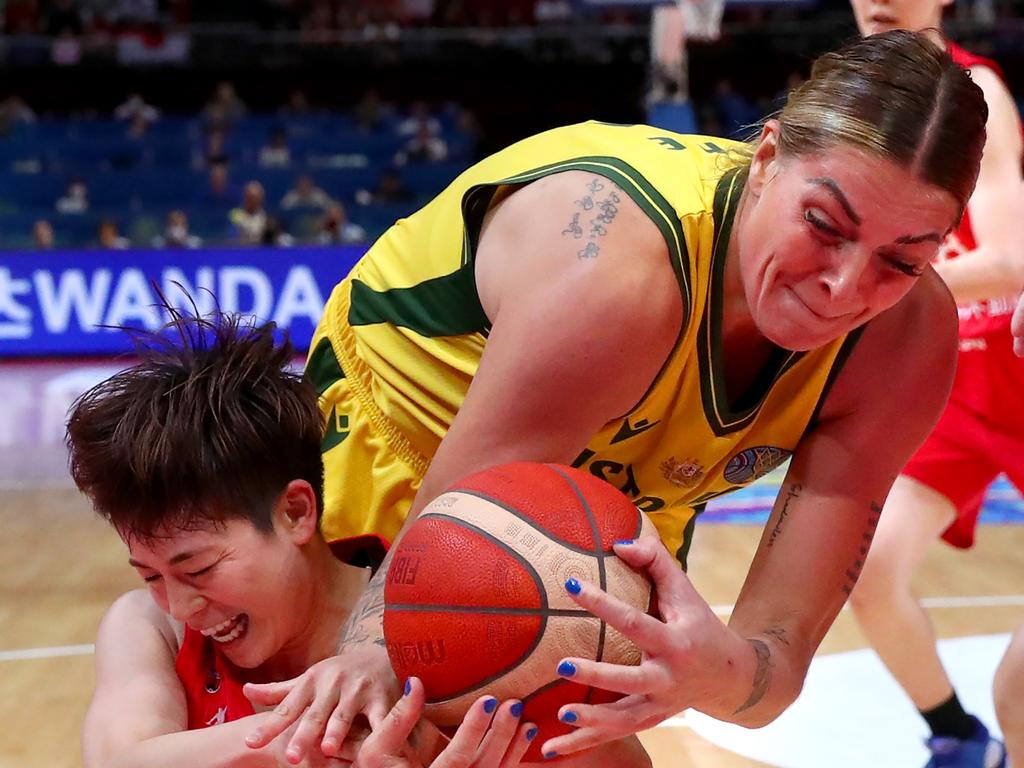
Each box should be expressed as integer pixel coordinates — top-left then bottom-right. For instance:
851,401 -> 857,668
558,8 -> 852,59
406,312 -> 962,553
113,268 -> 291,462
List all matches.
382,462 -> 657,761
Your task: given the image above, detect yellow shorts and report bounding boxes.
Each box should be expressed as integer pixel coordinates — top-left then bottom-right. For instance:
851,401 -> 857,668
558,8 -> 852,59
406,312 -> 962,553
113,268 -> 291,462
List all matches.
309,284 -> 429,549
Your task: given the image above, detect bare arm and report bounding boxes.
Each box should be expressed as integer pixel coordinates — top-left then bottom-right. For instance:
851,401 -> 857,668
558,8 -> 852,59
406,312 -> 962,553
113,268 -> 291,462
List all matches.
84,590 -> 283,768
934,66 -> 1024,303
723,273 -> 958,725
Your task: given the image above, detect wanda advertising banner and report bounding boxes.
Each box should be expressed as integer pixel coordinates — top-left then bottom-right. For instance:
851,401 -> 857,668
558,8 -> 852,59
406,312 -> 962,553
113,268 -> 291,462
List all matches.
0,246 -> 365,357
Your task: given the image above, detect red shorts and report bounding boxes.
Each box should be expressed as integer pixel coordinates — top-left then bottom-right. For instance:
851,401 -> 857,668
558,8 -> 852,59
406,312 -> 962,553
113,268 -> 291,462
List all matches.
902,328 -> 1024,549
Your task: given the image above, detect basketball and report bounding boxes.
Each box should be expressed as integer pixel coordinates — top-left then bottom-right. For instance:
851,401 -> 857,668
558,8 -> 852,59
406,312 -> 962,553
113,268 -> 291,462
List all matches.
383,461 -> 657,760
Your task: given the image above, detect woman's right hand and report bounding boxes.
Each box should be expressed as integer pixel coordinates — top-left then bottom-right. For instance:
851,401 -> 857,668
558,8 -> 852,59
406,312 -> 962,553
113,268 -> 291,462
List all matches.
357,677 -> 536,768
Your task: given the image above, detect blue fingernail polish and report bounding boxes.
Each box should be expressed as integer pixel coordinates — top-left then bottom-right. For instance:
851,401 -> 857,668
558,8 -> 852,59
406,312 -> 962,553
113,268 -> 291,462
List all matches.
565,578 -> 581,595
510,701 -> 524,717
483,697 -> 498,714
614,538 -> 634,546
526,727 -> 538,741
557,660 -> 576,677
403,678 -> 411,696
544,751 -> 558,760
560,711 -> 578,724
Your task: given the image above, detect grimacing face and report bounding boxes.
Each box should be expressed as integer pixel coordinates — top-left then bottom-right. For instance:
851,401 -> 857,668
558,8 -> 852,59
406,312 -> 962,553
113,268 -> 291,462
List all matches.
735,123 -> 961,352
849,0 -> 950,37
125,502 -> 315,671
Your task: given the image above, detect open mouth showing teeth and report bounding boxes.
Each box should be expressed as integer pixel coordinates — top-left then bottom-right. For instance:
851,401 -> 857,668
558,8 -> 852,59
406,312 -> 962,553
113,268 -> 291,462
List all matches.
200,614 -> 249,644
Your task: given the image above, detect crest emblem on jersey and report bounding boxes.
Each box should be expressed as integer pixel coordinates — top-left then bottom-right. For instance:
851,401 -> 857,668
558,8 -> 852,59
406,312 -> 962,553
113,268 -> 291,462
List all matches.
659,457 -> 705,488
723,446 -> 791,485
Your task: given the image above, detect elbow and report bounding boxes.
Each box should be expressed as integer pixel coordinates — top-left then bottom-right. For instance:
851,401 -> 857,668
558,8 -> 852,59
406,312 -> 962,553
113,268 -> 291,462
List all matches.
734,681 -> 803,729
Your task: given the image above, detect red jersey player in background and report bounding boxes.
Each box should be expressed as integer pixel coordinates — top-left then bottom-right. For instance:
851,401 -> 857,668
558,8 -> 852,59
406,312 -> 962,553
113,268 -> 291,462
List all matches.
847,1 -> 1024,766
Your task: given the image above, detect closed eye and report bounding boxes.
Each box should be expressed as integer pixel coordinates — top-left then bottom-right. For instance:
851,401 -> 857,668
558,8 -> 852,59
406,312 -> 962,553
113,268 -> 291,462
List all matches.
185,562 -> 218,579
884,256 -> 926,277
804,209 -> 842,238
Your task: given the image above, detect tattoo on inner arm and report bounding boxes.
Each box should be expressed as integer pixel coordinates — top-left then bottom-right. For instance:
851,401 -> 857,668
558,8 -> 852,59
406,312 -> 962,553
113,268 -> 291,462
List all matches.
766,483 -> 802,547
842,501 -> 882,595
734,639 -> 773,715
338,563 -> 389,650
561,177 -> 624,260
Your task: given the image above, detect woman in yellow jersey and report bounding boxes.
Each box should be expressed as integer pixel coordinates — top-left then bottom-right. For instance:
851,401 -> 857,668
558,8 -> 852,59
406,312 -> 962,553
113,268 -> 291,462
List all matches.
245,30 -> 987,766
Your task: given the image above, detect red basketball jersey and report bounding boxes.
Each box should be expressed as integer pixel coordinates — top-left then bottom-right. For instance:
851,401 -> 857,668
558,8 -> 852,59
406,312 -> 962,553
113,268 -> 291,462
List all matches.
174,626 -> 255,729
945,41 -> 1022,338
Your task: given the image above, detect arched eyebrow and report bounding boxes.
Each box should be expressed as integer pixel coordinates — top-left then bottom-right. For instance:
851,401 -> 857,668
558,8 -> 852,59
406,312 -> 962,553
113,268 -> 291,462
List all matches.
895,231 -> 943,245
808,177 -> 861,226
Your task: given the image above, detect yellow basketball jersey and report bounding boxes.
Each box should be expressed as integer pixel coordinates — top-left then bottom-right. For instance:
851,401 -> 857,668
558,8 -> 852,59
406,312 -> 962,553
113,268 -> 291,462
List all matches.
309,121 -> 860,565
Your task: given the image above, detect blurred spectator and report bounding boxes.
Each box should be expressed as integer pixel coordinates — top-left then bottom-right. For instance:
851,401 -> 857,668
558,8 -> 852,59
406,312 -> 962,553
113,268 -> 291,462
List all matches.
354,89 -> 394,134
97,219 -> 131,250
261,216 -> 295,247
195,163 -> 237,208
202,81 -> 248,130
281,174 -> 333,211
317,202 -> 367,245
258,127 -> 292,169
535,0 -> 572,23
356,168 -> 414,206
56,180 -> 90,214
395,122 -> 449,165
46,0 -> 84,36
395,101 -> 441,138
110,113 -> 151,169
33,219 -> 55,250
114,92 -> 160,123
194,127 -> 230,168
281,88 -> 313,116
152,209 -> 203,248
229,181 -> 268,245
0,94 -> 37,136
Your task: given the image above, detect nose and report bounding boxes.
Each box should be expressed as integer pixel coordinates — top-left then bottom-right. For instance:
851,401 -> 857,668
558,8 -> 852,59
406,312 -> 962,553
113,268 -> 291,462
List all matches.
164,580 -> 208,624
818,248 -> 868,311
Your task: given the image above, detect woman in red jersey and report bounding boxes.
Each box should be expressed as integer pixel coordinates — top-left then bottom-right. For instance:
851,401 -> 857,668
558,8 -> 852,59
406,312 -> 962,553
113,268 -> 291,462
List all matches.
847,2 -> 1024,766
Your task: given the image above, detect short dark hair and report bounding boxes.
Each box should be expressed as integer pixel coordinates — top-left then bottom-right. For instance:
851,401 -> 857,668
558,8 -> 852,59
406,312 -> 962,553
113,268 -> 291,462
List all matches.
66,308 -> 324,542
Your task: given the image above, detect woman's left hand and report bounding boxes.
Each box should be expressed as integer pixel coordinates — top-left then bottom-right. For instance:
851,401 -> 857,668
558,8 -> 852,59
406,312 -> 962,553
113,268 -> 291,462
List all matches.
538,537 -> 750,759
356,677 -> 536,768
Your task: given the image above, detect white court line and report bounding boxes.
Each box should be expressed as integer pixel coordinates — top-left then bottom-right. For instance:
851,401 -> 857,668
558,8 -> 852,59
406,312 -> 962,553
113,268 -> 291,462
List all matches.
3,594 -> 1022,664
0,643 -> 94,662
709,593 -> 1024,618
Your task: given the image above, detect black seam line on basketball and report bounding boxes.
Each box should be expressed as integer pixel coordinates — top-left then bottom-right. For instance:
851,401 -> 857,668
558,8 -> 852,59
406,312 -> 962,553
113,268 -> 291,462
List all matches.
417,512 -> 549,612
406,511 -> 554,704
387,604 -> 595,617
549,465 -> 610,665
439,490 -> 610,557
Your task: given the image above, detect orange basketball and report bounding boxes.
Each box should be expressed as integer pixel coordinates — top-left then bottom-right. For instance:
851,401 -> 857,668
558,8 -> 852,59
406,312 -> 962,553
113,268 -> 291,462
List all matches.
383,462 -> 656,761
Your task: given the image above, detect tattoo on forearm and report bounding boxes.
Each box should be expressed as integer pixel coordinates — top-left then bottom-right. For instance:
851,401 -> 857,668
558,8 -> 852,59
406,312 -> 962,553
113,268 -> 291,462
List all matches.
767,483 -> 802,546
841,501 -> 882,595
764,627 -> 789,646
734,639 -> 773,715
562,177 -> 623,260
338,562 -> 389,650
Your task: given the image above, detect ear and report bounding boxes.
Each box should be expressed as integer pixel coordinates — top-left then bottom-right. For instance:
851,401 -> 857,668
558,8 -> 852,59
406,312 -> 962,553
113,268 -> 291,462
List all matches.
747,119 -> 782,198
273,480 -> 319,546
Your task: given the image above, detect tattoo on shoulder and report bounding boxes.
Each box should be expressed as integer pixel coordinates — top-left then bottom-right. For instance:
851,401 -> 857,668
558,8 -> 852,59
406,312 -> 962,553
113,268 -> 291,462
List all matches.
561,177 -> 624,260
766,483 -> 802,547
841,501 -> 882,595
339,568 -> 388,650
734,639 -> 773,715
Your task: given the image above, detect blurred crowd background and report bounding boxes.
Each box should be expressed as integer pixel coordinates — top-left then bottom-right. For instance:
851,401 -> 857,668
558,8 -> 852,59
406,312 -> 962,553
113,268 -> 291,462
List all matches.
0,0 -> 1018,251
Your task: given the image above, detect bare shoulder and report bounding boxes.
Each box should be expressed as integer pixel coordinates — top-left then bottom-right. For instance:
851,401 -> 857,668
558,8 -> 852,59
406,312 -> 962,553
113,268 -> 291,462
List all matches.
99,589 -> 178,657
819,270 -> 957,428
476,169 -> 678,328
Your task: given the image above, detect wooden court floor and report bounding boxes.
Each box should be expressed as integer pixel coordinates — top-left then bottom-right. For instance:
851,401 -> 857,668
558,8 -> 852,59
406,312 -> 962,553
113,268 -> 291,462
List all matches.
1,360 -> 1022,768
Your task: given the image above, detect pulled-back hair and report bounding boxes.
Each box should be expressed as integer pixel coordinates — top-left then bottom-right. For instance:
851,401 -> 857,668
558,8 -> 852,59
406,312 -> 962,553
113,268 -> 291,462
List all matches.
774,29 -> 987,211
66,308 -> 324,542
